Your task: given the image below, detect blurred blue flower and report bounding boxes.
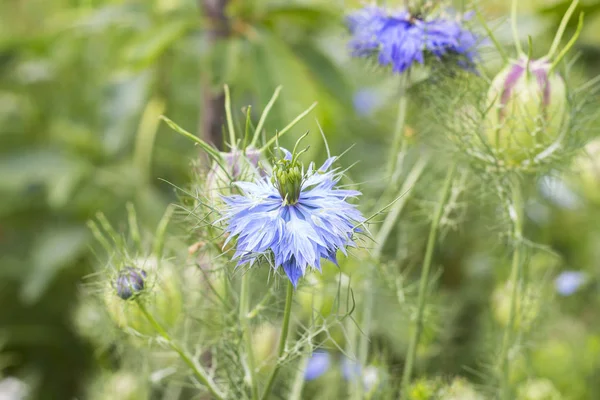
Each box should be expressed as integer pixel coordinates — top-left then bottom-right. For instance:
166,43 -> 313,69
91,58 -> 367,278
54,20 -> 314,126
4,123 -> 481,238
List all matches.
353,88 -> 383,117
341,357 -> 362,380
555,271 -> 587,296
341,357 -> 381,392
304,351 -> 331,380
347,6 -> 478,74
222,150 -> 365,287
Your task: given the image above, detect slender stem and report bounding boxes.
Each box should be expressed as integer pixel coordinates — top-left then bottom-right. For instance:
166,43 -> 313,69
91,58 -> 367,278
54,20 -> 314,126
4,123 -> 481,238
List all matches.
260,281 -> 294,400
511,0 -> 523,55
240,273 -> 259,400
224,84 -> 236,148
400,164 -> 457,399
136,301 -> 226,400
250,86 -> 282,148
386,73 -> 410,178
289,353 -> 310,400
547,0 -> 580,59
499,180 -> 524,400
351,156 -> 428,400
260,102 -> 318,152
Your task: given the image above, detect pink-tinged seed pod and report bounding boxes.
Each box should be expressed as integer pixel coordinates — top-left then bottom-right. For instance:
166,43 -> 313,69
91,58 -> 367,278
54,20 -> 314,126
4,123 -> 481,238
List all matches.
205,148 -> 264,201
484,57 -> 567,164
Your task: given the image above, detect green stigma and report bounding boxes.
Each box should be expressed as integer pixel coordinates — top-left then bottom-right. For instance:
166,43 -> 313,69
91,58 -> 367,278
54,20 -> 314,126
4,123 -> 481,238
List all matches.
272,158 -> 303,205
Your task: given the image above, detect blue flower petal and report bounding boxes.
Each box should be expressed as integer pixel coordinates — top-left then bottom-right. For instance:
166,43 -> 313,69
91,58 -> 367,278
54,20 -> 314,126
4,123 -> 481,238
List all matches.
304,351 -> 331,380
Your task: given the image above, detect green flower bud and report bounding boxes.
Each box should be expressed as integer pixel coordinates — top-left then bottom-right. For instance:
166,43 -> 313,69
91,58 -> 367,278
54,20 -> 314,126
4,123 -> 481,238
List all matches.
104,258 -> 182,336
251,323 -> 279,371
438,378 -> 484,400
517,378 -> 562,400
572,138 -> 600,203
94,372 -> 148,400
484,57 -> 567,164
492,281 -> 540,331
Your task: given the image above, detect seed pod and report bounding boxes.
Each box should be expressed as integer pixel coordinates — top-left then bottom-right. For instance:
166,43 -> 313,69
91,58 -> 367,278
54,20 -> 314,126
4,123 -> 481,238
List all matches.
484,57 -> 567,164
206,148 -> 263,202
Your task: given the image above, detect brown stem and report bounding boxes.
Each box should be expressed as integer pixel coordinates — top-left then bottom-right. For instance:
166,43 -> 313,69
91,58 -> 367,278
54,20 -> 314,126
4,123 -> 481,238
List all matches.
199,0 -> 231,149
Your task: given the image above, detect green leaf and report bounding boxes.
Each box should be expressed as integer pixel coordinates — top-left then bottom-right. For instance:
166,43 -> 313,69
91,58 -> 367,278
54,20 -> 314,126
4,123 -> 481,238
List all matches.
124,19 -> 194,70
22,226 -> 90,304
291,41 -> 353,108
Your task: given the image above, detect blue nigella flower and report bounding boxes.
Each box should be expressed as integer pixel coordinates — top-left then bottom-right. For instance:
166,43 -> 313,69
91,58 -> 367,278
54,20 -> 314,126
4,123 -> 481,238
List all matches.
555,271 -> 587,296
304,351 -> 331,380
347,6 -> 478,74
353,87 -> 384,117
221,149 -> 365,287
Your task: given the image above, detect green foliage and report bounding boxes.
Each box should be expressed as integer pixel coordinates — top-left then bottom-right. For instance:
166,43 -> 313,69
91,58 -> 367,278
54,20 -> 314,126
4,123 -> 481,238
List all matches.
3,0 -> 600,399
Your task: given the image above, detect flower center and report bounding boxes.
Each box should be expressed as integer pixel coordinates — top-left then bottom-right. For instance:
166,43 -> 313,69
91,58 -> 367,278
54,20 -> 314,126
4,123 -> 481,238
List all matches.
272,159 -> 303,205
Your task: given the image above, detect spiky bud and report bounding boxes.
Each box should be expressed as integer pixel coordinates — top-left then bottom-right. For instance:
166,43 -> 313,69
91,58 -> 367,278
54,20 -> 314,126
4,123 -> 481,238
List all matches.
484,57 -> 567,164
105,258 -> 182,336
115,267 -> 147,300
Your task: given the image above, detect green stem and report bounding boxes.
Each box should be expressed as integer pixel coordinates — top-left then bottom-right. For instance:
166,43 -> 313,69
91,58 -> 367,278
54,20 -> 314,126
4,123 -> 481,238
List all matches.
386,73 -> 410,178
224,85 -> 236,148
260,281 -> 294,400
289,353 -> 310,400
511,0 -> 523,55
351,157 -> 428,400
240,273 -> 259,400
136,301 -> 226,400
400,164 -> 457,399
499,181 -> 524,400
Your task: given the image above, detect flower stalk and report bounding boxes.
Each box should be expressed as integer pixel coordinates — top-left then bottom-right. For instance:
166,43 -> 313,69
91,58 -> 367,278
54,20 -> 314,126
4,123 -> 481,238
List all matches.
400,163 -> 457,399
386,72 -> 410,177
260,281 -> 295,400
499,180 -> 524,400
240,273 -> 259,400
135,300 -> 226,400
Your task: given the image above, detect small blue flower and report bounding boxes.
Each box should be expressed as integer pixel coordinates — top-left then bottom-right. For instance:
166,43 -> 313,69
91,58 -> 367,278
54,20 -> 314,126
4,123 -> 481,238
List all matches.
555,271 -> 587,296
341,357 -> 362,381
221,150 -> 365,287
353,88 -> 383,117
304,351 -> 331,380
347,6 -> 478,74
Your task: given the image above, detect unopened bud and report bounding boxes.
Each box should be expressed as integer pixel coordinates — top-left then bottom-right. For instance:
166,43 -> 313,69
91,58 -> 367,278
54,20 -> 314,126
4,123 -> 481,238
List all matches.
484,57 -> 567,163
105,258 -> 182,336
517,378 -> 561,400
115,267 -> 147,300
492,281 -> 540,330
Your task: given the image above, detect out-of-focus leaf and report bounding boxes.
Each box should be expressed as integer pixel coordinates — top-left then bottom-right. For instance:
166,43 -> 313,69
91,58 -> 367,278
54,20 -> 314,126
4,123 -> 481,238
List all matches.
22,226 -> 89,304
292,41 -> 353,108
101,72 -> 151,156
0,150 -> 88,193
260,4 -> 339,29
124,19 -> 194,70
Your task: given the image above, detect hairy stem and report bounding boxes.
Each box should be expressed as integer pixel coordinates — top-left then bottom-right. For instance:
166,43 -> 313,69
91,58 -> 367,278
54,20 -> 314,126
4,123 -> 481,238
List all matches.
136,301 -> 226,400
499,180 -> 524,400
400,164 -> 457,398
260,281 -> 294,400
240,273 -> 259,400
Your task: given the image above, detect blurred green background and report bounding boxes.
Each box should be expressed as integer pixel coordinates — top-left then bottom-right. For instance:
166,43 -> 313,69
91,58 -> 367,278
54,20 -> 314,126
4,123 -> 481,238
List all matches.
2,0 -> 600,399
